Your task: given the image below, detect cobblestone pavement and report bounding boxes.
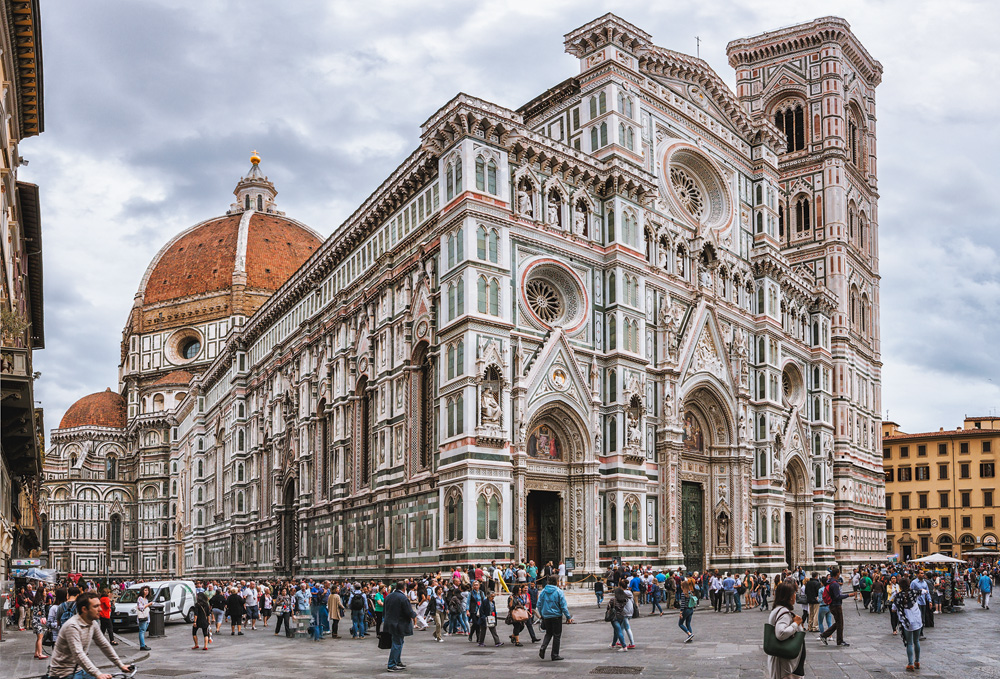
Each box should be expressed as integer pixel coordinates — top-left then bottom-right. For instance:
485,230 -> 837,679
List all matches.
3,592 -> 998,679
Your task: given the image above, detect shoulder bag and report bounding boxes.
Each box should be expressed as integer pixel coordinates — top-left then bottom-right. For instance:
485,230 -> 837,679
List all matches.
763,610 -> 805,660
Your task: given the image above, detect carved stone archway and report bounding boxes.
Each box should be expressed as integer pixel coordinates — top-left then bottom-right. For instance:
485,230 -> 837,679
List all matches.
783,456 -> 811,569
514,401 -> 598,574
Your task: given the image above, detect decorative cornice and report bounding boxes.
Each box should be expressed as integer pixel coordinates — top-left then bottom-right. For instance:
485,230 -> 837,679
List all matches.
563,13 -> 653,59
3,0 -> 44,138
725,16 -> 883,88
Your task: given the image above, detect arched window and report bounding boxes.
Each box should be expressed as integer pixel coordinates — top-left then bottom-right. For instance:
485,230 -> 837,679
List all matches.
237,429 -> 245,451
609,502 -> 617,541
608,272 -> 616,304
244,194 -> 250,209
619,122 -> 625,146
475,156 -> 485,191
600,122 -> 608,147
608,369 -> 617,402
256,195 -> 263,211
446,164 -> 454,201
197,459 -> 204,478
237,463 -> 244,482
41,515 -> 48,550
773,103 -> 805,153
476,489 -> 501,540
110,514 -> 122,552
237,492 -> 244,513
477,226 -> 487,259
607,211 -> 615,241
488,229 -> 499,263
153,393 -> 164,411
455,157 -> 462,193
591,126 -> 599,150
447,491 -> 463,541
608,315 -> 617,351
197,509 -> 203,527
778,204 -> 785,239
359,378 -> 374,485
487,160 -> 497,195
626,126 -> 634,151
489,278 -> 499,315
795,196 -> 811,232
590,95 -> 598,119
608,416 -> 617,452
478,276 -> 488,313
860,293 -> 869,334
412,344 -> 434,470
106,456 -> 117,481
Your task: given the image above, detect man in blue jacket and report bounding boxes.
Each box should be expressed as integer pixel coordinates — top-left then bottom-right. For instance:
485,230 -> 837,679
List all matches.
818,567 -> 850,646
978,570 -> 992,609
382,582 -> 416,672
536,575 -> 573,661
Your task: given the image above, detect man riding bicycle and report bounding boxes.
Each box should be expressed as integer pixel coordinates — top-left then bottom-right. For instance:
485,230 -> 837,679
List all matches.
48,591 -> 133,679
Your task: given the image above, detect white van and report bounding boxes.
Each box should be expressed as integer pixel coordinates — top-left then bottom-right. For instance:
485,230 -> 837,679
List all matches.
112,580 -> 197,628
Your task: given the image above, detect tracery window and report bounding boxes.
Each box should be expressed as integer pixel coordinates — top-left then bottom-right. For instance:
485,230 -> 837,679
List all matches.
110,514 -> 122,552
795,196 -> 811,233
590,91 -> 607,119
447,279 -> 464,321
446,490 -> 463,542
477,276 -> 500,316
623,497 -> 641,541
608,369 -> 617,403
447,339 -> 464,380
476,488 -> 501,541
609,502 -> 618,541
447,226 -> 464,268
773,102 -> 805,153
476,225 -> 500,263
106,455 -> 117,481
446,393 -> 465,438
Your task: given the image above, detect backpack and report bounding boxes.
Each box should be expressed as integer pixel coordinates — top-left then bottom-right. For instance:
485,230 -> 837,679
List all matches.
349,593 -> 364,611
58,601 -> 77,628
822,586 -> 832,605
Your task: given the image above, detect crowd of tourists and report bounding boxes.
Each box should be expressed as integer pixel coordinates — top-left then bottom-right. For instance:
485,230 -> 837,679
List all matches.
5,558 -> 996,677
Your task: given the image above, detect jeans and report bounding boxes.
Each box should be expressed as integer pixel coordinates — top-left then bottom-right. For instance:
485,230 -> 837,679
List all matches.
524,617 -> 539,641
902,628 -> 921,665
622,617 -> 634,645
459,611 -> 470,633
539,617 -> 562,658
735,594 -> 742,612
678,607 -> 693,635
610,619 -> 626,647
138,619 -> 149,647
212,608 -> 225,627
723,590 -> 735,612
388,633 -> 404,669
596,591 -> 604,605
317,605 -> 329,634
350,610 -> 366,637
70,671 -> 98,679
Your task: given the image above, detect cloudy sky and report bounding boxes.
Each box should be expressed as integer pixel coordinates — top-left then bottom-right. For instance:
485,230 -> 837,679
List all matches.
21,0 -> 999,437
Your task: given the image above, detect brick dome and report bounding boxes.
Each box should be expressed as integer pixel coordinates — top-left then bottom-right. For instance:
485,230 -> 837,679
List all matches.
59,388 -> 127,429
139,212 -> 322,306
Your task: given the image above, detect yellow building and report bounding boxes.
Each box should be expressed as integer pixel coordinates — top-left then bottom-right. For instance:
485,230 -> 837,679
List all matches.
883,417 -> 999,561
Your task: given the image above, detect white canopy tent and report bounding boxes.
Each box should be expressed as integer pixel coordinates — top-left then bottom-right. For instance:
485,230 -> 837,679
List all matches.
907,553 -> 967,564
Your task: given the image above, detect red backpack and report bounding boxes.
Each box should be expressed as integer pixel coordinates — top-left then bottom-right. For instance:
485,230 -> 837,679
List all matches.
821,585 -> 832,605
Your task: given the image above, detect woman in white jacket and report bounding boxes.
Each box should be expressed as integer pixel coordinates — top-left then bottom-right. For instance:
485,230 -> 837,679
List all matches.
765,582 -> 805,679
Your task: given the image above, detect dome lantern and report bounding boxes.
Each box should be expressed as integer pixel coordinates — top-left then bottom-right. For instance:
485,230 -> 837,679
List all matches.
229,152 -> 282,215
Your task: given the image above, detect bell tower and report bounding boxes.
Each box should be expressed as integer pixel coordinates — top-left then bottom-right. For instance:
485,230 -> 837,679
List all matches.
727,17 -> 886,566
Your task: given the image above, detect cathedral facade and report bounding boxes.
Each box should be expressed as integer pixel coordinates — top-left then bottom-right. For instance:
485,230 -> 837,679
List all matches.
42,14 -> 886,579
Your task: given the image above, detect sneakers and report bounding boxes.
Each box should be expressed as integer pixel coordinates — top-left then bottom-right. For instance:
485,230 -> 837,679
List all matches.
387,667 -> 402,673
627,644 -> 635,649
914,663 -> 919,669
685,634 -> 693,643
837,642 -> 850,646
495,642 -> 505,647
905,665 -> 914,672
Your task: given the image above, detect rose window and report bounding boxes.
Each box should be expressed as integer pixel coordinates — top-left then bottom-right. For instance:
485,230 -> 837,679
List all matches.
670,166 -> 705,219
526,279 -> 563,323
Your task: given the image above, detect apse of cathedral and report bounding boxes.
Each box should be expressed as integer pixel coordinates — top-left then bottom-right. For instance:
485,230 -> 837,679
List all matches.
40,14 -> 885,578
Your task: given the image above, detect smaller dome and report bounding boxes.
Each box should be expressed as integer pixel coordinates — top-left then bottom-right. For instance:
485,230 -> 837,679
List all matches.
59,388 -> 127,430
150,370 -> 193,387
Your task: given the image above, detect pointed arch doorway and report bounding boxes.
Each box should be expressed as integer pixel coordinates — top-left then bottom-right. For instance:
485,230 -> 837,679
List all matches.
527,490 -> 561,567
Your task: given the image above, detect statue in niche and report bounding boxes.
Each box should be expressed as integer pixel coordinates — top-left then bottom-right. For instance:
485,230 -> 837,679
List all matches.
739,413 -> 748,442
481,388 -> 501,426
518,189 -> 533,217
717,512 -> 730,547
627,408 -> 643,446
547,201 -> 560,227
573,208 -> 587,237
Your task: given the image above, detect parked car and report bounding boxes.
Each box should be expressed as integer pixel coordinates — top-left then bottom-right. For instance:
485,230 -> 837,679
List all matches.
113,580 -> 197,628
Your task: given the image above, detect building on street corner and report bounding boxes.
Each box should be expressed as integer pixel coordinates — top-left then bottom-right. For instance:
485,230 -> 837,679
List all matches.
42,14 -> 886,579
883,417 -> 999,561
0,0 -> 45,580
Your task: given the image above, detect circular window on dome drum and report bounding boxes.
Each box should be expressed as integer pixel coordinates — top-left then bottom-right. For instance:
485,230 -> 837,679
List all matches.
660,144 -> 732,230
520,262 -> 586,331
166,329 -> 204,365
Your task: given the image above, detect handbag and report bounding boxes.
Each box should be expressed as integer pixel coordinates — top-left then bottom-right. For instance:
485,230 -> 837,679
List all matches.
763,611 -> 805,660
486,612 -> 497,628
511,607 -> 529,622
377,631 -> 392,650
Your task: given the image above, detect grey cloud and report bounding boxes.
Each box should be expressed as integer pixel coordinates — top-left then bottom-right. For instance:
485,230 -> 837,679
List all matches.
25,0 -> 1000,438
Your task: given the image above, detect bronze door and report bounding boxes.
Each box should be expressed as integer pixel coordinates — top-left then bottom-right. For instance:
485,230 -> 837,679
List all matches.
681,482 -> 704,573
